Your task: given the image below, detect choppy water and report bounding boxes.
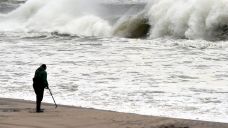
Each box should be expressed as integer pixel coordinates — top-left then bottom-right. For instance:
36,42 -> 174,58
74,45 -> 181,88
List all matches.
0,0 -> 228,123
1,32 -> 228,123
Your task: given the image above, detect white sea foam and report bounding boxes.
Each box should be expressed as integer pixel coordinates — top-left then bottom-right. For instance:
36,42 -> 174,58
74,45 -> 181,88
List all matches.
0,0 -> 112,36
146,0 -> 228,40
2,0 -> 228,40
0,36 -> 228,123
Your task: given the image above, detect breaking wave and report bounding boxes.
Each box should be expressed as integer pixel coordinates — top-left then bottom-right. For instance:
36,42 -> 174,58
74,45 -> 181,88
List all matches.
1,0 -> 228,40
0,0 -> 112,36
146,0 -> 228,40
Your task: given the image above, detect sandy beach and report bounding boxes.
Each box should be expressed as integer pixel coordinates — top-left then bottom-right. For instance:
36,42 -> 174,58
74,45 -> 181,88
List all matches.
0,98 -> 227,128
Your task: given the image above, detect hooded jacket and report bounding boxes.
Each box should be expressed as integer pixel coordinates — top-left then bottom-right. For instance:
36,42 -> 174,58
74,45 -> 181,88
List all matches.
33,66 -> 48,89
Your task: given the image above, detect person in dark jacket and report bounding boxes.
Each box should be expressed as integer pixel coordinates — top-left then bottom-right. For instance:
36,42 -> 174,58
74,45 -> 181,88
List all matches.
33,64 -> 49,112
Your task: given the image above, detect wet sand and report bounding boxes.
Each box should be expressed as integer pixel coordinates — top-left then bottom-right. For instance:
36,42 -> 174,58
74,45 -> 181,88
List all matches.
0,98 -> 227,128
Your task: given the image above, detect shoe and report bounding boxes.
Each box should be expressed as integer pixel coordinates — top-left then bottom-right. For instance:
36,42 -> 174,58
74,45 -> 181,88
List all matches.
36,109 -> 44,113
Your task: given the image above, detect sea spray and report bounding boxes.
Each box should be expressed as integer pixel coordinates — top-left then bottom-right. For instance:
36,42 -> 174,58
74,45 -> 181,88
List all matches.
1,0 -> 228,40
55,15 -> 112,37
146,0 -> 228,40
0,0 -> 112,36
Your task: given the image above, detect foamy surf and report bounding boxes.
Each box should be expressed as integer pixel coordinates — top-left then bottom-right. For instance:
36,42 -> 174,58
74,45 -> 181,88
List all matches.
146,0 -> 228,40
0,0 -> 148,37
1,0 -> 228,40
0,0 -> 113,36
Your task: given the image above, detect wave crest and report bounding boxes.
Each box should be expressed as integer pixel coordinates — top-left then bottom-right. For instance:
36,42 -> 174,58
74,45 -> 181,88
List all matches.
146,0 -> 228,40
1,0 -> 228,40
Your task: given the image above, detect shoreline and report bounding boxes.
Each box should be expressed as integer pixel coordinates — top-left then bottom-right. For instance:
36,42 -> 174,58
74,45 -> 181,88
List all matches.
0,98 -> 228,128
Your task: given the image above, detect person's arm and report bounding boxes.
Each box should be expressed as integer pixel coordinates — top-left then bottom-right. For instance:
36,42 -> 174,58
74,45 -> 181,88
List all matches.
42,71 -> 49,89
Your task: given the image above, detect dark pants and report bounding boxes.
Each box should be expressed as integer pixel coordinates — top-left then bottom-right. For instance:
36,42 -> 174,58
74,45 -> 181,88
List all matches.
33,85 -> 44,112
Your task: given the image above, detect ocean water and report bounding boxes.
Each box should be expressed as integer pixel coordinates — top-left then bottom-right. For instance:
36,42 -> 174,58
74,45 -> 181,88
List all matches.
0,0 -> 228,123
